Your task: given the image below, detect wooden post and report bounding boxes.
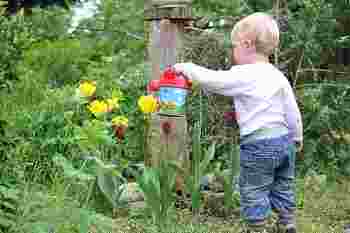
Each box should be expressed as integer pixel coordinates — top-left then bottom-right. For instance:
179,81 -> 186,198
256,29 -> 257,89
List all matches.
144,0 -> 193,194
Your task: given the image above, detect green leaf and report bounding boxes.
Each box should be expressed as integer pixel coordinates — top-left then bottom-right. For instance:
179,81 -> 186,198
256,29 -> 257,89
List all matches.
53,155 -> 95,181
343,160 -> 350,176
79,209 -> 91,233
191,188 -> 201,211
200,142 -> 216,173
136,162 -> 177,227
97,166 -> 124,208
0,186 -> 20,201
75,120 -> 115,152
0,1 -> 6,16
185,176 -> 194,194
1,201 -> 17,212
0,209 -> 16,228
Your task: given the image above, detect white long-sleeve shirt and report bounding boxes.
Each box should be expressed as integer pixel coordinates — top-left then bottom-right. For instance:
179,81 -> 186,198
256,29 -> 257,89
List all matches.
174,62 -> 303,142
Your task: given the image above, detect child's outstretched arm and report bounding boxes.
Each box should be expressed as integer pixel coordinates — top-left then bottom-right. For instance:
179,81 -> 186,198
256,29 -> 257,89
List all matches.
284,84 -> 303,151
174,63 -> 248,96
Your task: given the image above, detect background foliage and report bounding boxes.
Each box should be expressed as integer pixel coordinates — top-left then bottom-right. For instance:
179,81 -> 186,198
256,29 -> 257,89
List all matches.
0,0 -> 349,232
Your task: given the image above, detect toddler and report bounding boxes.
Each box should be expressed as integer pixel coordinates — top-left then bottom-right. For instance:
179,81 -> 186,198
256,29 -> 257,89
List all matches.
174,12 -> 303,233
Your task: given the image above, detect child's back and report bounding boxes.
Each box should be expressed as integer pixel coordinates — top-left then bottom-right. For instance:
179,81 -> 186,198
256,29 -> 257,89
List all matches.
227,62 -> 301,143
175,61 -> 302,144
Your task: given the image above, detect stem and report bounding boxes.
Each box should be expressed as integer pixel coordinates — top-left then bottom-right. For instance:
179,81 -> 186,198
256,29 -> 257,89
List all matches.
200,89 -> 202,135
84,179 -> 96,208
144,116 -> 150,166
294,50 -> 305,89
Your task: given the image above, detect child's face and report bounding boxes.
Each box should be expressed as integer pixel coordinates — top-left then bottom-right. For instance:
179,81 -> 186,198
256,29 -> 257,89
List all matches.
232,33 -> 257,65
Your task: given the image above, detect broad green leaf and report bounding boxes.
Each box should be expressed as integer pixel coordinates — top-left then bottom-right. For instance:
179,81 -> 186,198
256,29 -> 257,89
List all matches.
53,155 -> 95,181
97,166 -> 124,208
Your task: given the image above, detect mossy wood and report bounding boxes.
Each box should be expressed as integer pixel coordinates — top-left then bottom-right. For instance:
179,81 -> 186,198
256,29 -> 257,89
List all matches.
146,114 -> 190,180
145,0 -> 193,21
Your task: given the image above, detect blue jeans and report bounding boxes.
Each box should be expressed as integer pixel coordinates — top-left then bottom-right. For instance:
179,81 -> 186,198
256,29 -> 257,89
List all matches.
239,134 -> 296,225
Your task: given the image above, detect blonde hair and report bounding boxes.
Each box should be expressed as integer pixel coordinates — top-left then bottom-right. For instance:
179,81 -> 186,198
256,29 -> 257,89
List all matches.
231,12 -> 280,56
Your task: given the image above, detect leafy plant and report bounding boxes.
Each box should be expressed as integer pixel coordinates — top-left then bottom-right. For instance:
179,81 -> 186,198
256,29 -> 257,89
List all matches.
136,160 -> 178,230
53,154 -> 95,183
53,154 -> 128,213
4,109 -> 76,185
0,184 -> 20,231
75,119 -> 115,153
0,13 -> 30,92
23,39 -> 90,87
216,143 -> 240,212
11,184 -> 113,233
300,83 -> 350,176
184,122 -> 216,218
92,156 -> 128,211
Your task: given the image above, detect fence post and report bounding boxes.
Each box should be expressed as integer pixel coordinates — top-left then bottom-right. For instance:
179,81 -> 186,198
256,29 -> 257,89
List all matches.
144,0 -> 193,194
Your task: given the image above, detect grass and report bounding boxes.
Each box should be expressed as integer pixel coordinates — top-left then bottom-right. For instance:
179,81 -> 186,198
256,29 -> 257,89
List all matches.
111,177 -> 350,233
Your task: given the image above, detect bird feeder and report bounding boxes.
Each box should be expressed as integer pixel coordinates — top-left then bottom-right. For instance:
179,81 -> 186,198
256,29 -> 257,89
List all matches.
158,67 -> 191,116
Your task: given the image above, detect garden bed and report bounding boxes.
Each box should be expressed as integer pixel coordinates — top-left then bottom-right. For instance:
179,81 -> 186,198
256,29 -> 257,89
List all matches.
110,179 -> 350,233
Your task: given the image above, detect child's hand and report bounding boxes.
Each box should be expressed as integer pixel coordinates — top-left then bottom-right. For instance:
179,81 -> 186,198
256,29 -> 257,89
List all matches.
173,63 -> 201,91
173,63 -> 192,80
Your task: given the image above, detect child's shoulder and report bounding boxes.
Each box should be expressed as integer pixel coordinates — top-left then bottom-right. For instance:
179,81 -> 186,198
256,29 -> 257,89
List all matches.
231,63 -> 282,77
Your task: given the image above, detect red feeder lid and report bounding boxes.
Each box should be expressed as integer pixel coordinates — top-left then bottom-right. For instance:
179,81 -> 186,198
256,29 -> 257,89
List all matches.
147,79 -> 160,92
159,67 -> 190,89
224,111 -> 238,121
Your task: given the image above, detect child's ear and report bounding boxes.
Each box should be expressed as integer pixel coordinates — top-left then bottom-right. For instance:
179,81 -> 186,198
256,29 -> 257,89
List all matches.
242,40 -> 254,48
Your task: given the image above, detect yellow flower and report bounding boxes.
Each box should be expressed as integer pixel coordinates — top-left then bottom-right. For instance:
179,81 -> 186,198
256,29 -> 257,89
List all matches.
112,116 -> 128,127
79,81 -> 96,97
88,100 -> 108,117
138,95 -> 158,114
106,97 -> 120,111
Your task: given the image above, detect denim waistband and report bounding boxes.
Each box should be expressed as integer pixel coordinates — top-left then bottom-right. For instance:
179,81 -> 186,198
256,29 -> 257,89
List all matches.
240,127 -> 289,144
